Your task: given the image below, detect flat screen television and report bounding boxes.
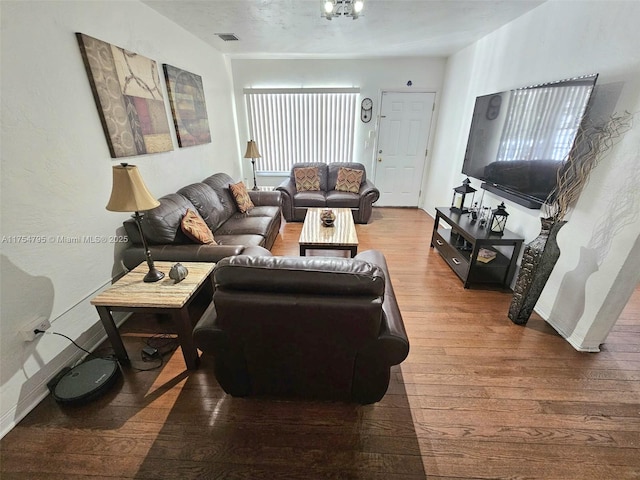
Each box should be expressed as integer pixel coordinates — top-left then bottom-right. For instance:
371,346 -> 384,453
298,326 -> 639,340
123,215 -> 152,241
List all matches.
461,74 -> 598,209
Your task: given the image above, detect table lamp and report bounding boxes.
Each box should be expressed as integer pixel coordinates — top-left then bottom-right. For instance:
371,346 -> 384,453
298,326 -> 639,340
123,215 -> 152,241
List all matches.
244,140 -> 261,191
106,163 -> 164,282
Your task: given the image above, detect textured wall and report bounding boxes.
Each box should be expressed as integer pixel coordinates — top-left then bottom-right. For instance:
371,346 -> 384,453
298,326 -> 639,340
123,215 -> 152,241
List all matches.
0,0 -> 239,436
423,0 -> 640,350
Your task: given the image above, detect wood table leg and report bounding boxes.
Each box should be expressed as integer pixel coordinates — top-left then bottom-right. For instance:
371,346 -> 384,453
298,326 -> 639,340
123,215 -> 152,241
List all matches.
171,307 -> 200,370
95,306 -> 130,365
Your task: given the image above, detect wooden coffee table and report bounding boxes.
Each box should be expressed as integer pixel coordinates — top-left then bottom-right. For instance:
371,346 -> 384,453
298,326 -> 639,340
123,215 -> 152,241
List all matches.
91,261 -> 215,370
299,208 -> 359,257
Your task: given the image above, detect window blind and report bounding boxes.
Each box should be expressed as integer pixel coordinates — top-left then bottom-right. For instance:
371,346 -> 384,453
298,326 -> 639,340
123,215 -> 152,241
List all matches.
244,88 -> 359,173
497,85 -> 592,162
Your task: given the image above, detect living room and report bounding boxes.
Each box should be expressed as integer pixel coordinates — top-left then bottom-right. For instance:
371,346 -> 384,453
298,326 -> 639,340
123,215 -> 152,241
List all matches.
1,0 -> 639,476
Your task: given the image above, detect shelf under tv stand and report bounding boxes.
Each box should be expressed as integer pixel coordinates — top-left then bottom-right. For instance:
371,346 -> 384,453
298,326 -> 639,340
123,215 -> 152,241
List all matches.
430,207 -> 524,289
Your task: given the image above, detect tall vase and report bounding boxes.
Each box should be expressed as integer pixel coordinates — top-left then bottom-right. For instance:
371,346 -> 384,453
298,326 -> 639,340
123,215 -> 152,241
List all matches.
508,218 -> 567,325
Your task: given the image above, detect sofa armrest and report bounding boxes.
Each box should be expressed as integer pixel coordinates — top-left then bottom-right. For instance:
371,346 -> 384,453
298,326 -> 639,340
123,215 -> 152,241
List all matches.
122,244 -> 247,270
354,249 -> 409,364
355,180 -> 380,223
276,178 -> 297,221
248,190 -> 281,207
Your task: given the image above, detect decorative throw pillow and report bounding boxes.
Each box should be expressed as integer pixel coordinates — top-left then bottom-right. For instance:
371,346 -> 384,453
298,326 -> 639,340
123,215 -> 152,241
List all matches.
229,181 -> 255,213
335,167 -> 364,193
294,166 -> 321,192
181,209 -> 216,244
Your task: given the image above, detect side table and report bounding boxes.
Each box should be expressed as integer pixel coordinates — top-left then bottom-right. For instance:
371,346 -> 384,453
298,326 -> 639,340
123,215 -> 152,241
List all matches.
91,261 -> 215,370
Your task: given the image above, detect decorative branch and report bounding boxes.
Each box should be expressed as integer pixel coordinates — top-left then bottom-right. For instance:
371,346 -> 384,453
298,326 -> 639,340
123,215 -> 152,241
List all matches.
543,111 -> 634,221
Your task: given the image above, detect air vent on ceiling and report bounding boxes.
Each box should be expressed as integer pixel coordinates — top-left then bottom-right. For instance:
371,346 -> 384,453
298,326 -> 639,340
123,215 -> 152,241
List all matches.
216,33 -> 239,42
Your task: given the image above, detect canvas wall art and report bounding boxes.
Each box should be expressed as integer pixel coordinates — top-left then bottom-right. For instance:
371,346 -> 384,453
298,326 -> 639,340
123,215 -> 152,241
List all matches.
163,64 -> 211,147
76,33 -> 173,158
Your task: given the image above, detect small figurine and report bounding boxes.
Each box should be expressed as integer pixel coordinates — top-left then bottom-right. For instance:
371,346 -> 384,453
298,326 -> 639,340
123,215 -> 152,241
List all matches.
169,263 -> 188,283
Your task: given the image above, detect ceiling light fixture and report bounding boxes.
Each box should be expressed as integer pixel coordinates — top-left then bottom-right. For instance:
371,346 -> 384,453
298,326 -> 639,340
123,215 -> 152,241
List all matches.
322,0 -> 364,20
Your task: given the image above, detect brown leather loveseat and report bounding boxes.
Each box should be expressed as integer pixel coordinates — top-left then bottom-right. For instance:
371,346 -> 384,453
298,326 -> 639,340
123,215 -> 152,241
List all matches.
193,249 -> 409,404
122,173 -> 280,269
276,162 -> 380,223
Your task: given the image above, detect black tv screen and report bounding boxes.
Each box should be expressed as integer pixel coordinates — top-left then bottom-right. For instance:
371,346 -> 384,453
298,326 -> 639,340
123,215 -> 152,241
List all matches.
461,74 -> 598,209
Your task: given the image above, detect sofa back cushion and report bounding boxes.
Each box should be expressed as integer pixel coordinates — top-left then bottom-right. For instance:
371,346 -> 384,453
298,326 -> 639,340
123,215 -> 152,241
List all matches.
201,173 -> 238,221
289,162 -> 328,192
214,255 -> 385,296
177,182 -> 227,232
328,162 -> 366,191
134,193 -> 195,245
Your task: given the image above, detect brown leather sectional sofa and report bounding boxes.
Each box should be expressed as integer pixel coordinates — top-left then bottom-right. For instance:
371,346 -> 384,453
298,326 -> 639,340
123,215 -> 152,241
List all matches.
121,173 -> 280,270
276,162 -> 380,223
193,249 -> 409,404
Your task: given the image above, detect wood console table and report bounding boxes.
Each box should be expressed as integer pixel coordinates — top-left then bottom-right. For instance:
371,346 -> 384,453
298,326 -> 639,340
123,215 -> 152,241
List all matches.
91,261 -> 215,370
430,207 -> 524,289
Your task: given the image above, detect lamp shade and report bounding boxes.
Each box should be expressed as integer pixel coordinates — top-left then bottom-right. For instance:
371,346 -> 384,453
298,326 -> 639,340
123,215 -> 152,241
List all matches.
243,140 -> 261,159
106,163 -> 160,212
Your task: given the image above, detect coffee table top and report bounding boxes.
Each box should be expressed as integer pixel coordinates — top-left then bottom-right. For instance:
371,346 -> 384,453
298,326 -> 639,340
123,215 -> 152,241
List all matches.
299,208 -> 358,248
91,261 -> 214,309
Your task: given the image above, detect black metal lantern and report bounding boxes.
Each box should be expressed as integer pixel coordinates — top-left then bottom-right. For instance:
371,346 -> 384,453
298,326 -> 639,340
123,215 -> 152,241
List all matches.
490,202 -> 509,236
450,178 -> 476,214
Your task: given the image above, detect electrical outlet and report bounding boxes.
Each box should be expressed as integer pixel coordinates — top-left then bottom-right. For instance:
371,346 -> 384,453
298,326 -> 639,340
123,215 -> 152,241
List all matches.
20,316 -> 51,342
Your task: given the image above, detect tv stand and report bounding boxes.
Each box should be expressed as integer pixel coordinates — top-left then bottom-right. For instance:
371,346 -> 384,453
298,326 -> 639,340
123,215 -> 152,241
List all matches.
430,207 -> 524,289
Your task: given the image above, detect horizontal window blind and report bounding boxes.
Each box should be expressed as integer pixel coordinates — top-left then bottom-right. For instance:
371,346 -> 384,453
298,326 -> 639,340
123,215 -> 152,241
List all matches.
245,88 -> 359,173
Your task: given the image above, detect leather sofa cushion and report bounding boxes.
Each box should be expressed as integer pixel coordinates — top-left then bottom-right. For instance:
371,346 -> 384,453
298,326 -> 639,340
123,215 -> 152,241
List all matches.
201,173 -> 238,220
326,190 -> 360,208
140,193 -> 195,245
213,234 -> 265,247
214,215 -> 274,237
177,182 -> 227,232
213,255 -> 385,296
238,205 -> 280,218
293,191 -> 327,207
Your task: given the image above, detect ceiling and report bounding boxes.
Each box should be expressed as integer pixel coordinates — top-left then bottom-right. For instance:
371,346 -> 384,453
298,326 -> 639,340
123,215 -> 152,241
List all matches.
142,0 -> 546,58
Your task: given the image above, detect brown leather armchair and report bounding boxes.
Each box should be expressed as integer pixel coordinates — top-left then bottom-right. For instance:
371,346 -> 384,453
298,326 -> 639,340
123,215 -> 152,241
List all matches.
192,250 -> 409,404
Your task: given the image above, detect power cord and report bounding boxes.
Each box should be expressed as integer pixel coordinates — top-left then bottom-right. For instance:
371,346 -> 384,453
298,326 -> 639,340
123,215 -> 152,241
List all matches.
34,329 -> 179,372
34,330 -> 106,360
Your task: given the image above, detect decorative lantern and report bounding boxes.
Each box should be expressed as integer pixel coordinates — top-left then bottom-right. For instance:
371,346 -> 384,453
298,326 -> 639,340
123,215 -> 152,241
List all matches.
450,178 -> 476,214
490,202 -> 509,235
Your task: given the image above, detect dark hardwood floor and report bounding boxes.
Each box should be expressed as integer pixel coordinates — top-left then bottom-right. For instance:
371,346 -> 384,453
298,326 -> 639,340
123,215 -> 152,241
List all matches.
2,207 -> 639,479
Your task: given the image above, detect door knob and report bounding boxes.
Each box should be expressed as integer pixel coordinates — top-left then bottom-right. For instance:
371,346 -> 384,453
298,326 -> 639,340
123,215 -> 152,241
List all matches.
378,157 -> 382,162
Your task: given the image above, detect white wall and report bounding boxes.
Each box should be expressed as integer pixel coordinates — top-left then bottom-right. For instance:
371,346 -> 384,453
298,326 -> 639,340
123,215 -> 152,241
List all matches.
230,57 -> 446,187
0,0 -> 238,437
423,0 -> 640,351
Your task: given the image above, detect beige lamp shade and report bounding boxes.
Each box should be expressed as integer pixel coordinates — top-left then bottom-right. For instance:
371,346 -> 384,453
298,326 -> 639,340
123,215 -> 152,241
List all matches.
106,163 -> 160,212
243,140 -> 261,159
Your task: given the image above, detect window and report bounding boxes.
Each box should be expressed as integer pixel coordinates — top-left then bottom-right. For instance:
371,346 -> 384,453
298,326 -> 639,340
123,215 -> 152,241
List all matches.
244,88 -> 359,173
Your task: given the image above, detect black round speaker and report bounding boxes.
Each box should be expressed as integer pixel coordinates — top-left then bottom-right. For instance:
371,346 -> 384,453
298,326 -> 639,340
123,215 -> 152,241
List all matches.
52,357 -> 121,404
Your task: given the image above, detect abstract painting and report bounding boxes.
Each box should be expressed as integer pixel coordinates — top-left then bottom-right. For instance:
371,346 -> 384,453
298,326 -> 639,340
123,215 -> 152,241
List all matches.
76,33 -> 173,158
163,64 -> 211,147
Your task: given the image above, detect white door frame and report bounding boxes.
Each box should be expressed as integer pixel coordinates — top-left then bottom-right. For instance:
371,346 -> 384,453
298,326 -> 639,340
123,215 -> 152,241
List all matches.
371,89 -> 437,207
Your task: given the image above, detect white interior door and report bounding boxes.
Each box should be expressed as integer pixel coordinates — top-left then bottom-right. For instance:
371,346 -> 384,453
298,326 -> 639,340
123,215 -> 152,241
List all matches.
374,92 -> 435,206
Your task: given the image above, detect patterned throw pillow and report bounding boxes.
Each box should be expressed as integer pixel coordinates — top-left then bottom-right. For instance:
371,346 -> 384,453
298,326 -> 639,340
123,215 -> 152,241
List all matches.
335,167 -> 364,193
181,209 -> 216,244
294,166 -> 321,192
229,181 -> 255,213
